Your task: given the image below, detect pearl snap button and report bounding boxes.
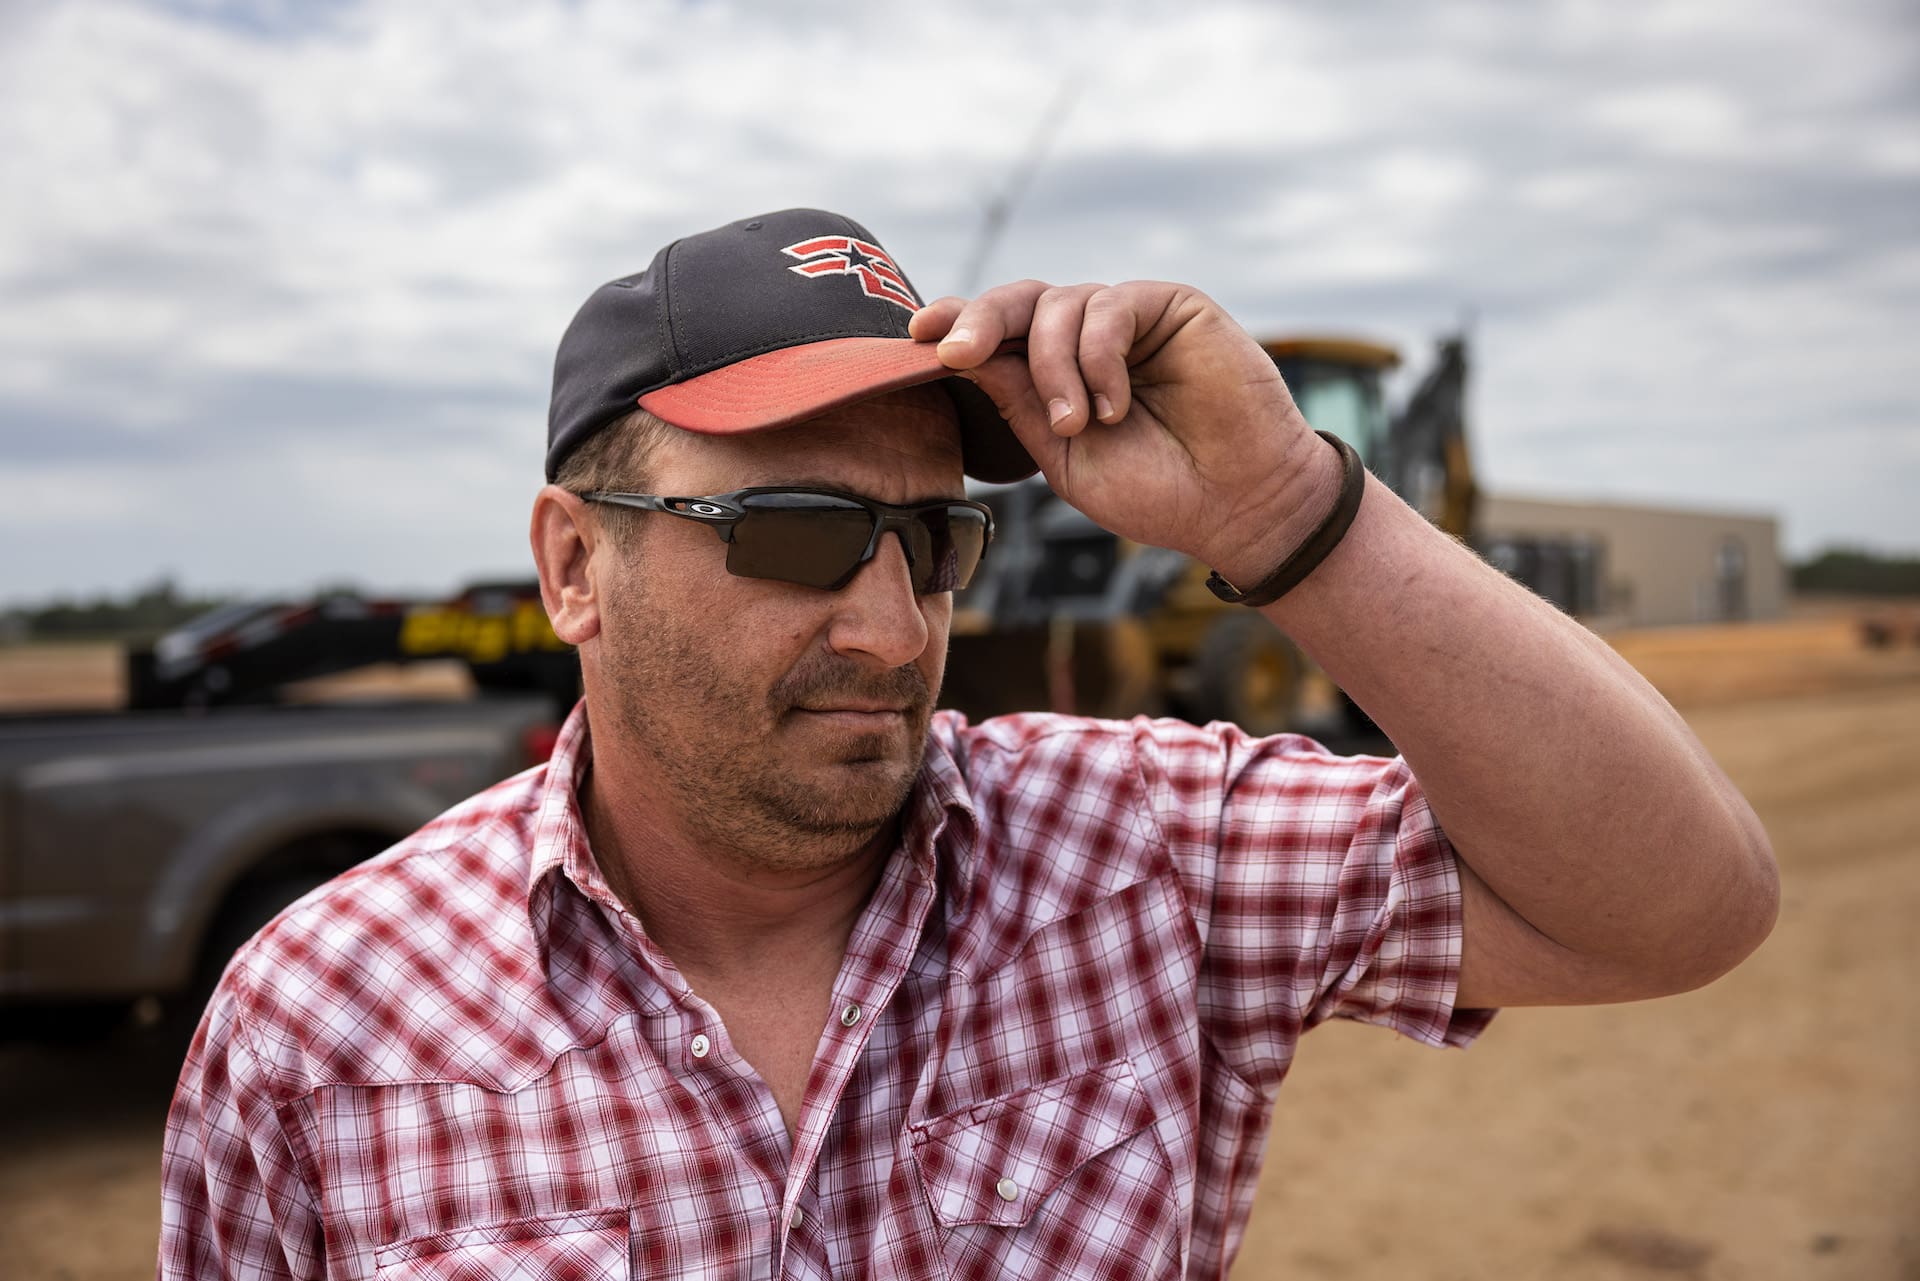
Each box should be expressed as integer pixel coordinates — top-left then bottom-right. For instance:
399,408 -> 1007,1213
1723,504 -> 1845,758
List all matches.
995,1176 -> 1019,1202
792,1206 -> 805,1228
840,1003 -> 862,1027
689,1033 -> 710,1059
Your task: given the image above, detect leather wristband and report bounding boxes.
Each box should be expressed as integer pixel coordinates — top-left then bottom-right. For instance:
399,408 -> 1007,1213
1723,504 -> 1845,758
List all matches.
1203,430 -> 1365,607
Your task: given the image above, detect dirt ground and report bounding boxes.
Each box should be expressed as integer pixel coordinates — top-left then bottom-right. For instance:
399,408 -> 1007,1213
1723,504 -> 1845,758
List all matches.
2,613 -> 1916,1279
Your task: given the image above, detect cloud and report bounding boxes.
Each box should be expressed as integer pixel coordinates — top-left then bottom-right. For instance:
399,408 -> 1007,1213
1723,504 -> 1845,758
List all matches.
1,0 -> 1916,606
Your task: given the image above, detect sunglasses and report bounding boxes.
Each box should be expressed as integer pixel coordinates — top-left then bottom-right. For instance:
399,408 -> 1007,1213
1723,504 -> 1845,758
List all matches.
579,486 -> 994,594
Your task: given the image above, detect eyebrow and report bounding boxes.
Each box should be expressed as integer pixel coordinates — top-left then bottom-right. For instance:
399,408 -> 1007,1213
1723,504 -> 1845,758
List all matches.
763,479 -> 967,503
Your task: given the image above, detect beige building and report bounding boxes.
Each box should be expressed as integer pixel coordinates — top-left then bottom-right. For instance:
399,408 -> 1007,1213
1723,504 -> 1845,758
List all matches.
1477,494 -> 1784,628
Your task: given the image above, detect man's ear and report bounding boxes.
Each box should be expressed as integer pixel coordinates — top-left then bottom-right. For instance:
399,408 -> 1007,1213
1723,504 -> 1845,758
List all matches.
530,485 -> 605,646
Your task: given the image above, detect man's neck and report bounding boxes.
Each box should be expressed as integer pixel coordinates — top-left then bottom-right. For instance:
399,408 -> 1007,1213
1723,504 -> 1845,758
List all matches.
579,745 -> 897,984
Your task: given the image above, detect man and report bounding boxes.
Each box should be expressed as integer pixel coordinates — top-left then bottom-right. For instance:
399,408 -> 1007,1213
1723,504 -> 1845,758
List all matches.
160,209 -> 1777,1279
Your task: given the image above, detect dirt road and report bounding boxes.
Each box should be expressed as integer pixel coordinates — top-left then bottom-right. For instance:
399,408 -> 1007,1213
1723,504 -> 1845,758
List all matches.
2,621 -> 1916,1278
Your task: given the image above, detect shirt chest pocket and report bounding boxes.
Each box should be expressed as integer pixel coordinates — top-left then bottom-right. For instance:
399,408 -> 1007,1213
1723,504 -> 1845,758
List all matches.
371,1208 -> 631,1280
908,1059 -> 1167,1232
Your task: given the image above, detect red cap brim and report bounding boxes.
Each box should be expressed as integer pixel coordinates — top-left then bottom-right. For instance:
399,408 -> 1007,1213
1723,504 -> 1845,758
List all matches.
637,336 -> 1038,483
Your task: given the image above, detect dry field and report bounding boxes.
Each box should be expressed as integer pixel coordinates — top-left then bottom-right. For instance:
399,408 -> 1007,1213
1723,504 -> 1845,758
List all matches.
1242,631 -> 1920,1279
0,645 -> 474,713
1608,613 -> 1920,708
0,640 -> 125,711
2,610 -> 1916,1279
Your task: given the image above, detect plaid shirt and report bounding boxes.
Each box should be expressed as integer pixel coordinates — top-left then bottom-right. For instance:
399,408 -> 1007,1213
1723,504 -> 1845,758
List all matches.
161,705 -> 1492,1279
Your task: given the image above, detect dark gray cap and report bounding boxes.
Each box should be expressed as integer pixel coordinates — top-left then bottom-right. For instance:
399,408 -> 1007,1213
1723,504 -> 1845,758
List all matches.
546,208 -> 1037,483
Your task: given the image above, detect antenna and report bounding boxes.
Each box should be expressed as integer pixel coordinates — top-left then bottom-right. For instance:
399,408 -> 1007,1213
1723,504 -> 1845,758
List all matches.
959,77 -> 1083,294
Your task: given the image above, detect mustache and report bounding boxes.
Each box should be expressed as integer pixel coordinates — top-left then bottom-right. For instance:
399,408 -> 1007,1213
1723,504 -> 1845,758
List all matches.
770,653 -> 931,714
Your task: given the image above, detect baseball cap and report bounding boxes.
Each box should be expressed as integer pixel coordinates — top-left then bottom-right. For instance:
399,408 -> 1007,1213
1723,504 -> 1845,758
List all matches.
546,208 -> 1039,484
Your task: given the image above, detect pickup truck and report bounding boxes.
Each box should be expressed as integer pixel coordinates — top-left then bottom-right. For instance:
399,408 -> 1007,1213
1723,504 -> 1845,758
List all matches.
0,584 -> 576,1036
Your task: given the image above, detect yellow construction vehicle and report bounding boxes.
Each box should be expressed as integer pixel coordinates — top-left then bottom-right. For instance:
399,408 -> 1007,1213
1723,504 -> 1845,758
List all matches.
942,333 -> 1478,736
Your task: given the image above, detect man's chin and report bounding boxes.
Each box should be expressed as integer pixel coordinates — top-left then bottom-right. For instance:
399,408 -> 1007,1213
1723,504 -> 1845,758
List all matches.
838,749 -> 911,785
752,707 -> 929,830
755,762 -> 915,838
782,746 -> 921,829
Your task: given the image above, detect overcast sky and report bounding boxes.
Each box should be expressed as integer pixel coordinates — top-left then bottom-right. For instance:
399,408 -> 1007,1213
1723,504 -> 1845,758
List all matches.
2,0 -> 1915,606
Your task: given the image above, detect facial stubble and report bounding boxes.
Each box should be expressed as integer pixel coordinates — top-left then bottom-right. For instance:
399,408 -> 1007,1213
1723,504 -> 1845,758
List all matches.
597,566 -> 936,871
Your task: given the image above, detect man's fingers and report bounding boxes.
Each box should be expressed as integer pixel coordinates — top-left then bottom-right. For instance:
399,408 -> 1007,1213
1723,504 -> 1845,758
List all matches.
926,279 -> 1052,370
1078,288 -> 1136,424
908,296 -> 967,343
1025,284 -> 1108,436
925,278 -> 1173,435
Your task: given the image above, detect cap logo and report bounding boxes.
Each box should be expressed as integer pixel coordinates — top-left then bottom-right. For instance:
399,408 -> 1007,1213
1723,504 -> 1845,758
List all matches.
781,236 -> 918,313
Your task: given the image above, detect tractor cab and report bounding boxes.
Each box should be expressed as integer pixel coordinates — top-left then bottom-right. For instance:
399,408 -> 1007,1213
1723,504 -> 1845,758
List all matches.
1260,336 -> 1401,472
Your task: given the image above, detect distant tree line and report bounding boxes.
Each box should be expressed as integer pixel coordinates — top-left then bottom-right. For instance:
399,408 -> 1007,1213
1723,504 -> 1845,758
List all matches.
1790,548 -> 1920,596
1,548 -> 1914,644
1,578 -> 235,644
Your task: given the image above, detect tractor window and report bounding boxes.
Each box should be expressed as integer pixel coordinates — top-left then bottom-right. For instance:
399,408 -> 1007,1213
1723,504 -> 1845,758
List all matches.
1281,360 -> 1386,467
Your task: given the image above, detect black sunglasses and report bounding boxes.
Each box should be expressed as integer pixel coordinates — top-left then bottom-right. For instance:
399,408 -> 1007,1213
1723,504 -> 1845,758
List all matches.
579,486 -> 995,594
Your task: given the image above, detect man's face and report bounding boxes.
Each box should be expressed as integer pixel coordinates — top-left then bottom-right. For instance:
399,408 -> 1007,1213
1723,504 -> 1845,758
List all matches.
585,385 -> 965,869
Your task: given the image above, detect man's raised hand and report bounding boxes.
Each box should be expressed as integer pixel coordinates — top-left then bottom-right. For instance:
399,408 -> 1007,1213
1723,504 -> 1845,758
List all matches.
910,280 -> 1343,589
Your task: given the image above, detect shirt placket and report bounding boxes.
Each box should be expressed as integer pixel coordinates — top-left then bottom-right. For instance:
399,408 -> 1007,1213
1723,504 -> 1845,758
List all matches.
774,840 -> 943,1280
571,873 -> 795,1275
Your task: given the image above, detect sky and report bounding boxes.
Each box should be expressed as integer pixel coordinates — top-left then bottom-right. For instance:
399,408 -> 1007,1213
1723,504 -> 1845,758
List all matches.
2,0 -> 1915,606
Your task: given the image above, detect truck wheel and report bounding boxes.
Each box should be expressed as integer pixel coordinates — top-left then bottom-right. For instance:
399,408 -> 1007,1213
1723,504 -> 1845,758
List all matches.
160,872 -> 332,1059
1188,613 -> 1302,736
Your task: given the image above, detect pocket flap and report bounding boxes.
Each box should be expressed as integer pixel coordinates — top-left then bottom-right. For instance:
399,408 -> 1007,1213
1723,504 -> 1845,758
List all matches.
909,1059 -> 1156,1228
373,1208 -> 630,1279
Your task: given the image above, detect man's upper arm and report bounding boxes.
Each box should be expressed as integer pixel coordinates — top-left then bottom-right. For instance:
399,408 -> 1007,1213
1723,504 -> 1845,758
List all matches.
1128,718 -> 1495,1085
1454,853 -> 1724,1008
160,978 -> 324,1280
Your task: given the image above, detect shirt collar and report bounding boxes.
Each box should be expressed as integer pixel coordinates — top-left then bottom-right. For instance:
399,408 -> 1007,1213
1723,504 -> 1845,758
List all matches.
525,698 -> 606,909
901,711 -> 982,919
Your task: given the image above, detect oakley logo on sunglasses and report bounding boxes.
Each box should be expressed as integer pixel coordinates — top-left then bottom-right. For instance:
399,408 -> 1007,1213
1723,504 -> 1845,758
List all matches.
580,487 -> 994,595
781,236 -> 919,313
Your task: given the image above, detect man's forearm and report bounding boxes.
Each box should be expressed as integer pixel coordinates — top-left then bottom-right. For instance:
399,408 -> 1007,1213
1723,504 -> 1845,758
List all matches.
1265,471 -> 1778,992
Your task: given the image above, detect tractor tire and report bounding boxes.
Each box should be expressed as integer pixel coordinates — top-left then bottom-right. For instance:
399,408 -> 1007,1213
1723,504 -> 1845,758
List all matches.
1072,616 -> 1163,720
1187,612 -> 1303,736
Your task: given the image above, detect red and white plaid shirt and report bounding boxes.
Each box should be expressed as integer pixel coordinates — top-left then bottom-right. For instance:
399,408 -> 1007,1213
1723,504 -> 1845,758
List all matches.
161,705 -> 1493,1279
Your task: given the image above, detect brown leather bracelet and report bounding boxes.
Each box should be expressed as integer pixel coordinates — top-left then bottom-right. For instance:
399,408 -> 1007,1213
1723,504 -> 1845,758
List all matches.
1203,430 -> 1365,607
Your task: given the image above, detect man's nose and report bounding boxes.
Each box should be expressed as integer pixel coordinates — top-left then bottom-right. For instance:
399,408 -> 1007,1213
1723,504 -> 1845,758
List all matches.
826,532 -> 930,668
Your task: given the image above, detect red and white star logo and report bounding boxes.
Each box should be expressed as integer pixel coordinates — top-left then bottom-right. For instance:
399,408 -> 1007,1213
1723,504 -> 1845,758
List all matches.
781,236 -> 919,312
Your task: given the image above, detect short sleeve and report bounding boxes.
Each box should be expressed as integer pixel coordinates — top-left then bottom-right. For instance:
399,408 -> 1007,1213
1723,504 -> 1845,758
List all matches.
1130,717 -> 1497,1095
159,971 -> 325,1279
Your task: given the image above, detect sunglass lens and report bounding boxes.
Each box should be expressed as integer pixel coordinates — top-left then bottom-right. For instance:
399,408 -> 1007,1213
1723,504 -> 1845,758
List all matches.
726,493 -> 990,593
910,506 -> 990,593
728,502 -> 873,589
